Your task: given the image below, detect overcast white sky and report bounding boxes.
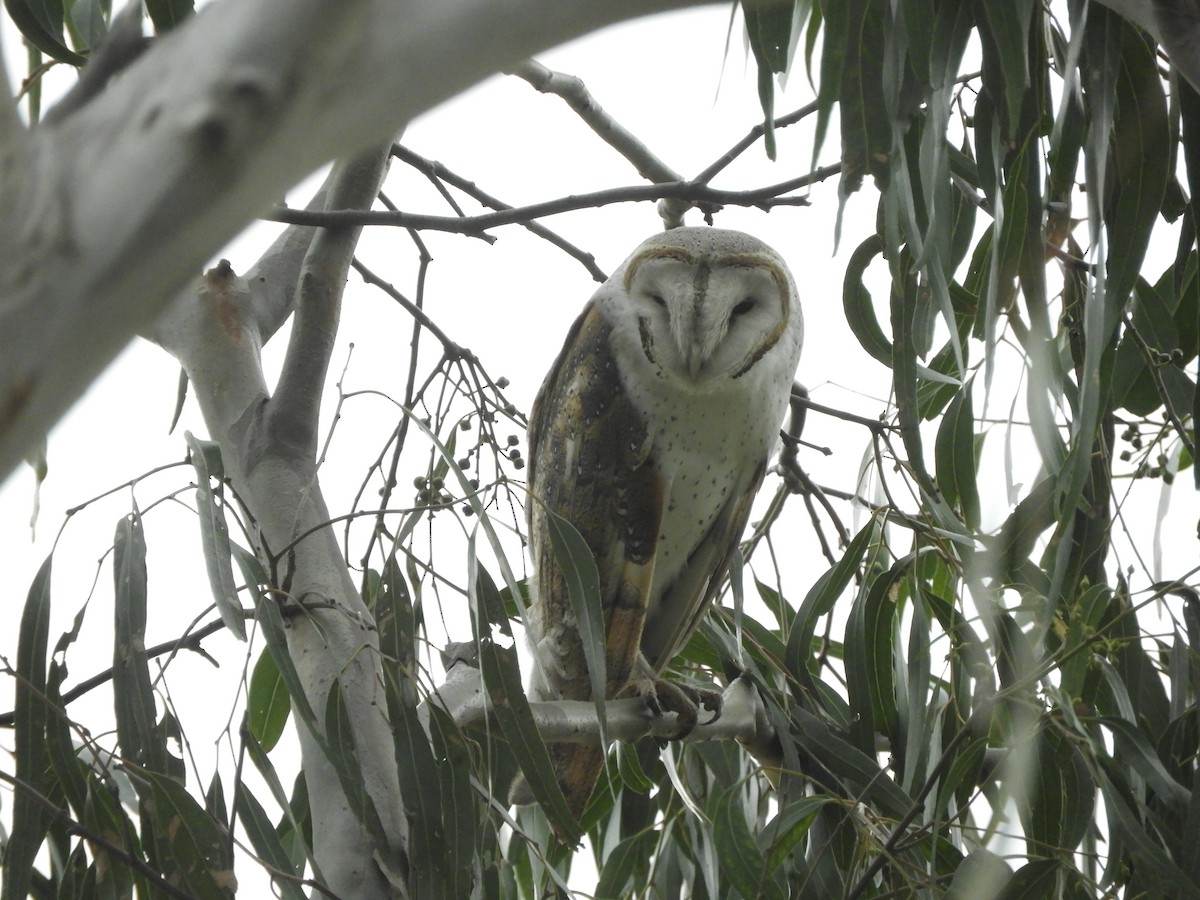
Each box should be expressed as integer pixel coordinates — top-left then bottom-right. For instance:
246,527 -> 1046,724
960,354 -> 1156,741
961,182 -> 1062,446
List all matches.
2,3 -> 1199,894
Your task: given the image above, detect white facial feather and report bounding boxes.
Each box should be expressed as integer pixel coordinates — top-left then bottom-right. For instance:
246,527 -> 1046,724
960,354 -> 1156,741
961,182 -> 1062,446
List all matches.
591,226 -> 804,633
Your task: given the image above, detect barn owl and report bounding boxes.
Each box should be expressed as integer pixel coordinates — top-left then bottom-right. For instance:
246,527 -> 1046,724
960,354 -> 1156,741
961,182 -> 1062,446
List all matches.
517,226 -> 803,821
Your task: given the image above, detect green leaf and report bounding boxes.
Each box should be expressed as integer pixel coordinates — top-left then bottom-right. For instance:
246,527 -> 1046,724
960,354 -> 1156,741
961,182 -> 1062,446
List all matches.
542,506 -> 607,742
1105,23 -> 1171,319
144,0 -> 192,33
387,683 -> 448,896
710,783 -> 787,900
759,796 -> 829,869
247,649 -> 290,752
112,514 -> 168,774
744,0 -> 796,159
477,638 -> 578,838
1016,724 -> 1094,855
234,784 -> 307,900
426,705 -> 481,898
241,731 -> 322,882
976,0 -> 1034,135
130,769 -> 235,899
67,0 -> 108,51
995,858 -> 1059,900
80,771 -> 140,898
236,545 -> 319,739
1099,716 -> 1190,810
322,680 -> 390,853
892,263 -> 935,493
785,519 -> 879,698
792,707 -> 913,820
934,381 -> 980,528
4,0 -> 87,64
185,432 -> 246,641
845,553 -> 906,751
838,0 -> 891,200
596,832 -> 653,899
1096,762 -> 1200,891
842,234 -> 892,365
44,664 -> 89,819
4,554 -> 53,900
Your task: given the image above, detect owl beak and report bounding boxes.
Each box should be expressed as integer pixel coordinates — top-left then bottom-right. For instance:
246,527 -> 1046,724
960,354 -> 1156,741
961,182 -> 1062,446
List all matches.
670,307 -> 714,382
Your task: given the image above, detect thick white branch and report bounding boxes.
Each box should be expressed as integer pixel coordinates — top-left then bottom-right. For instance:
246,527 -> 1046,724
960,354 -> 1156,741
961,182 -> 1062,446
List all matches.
427,664 -> 778,749
0,0 -> 710,484
151,146 -> 408,897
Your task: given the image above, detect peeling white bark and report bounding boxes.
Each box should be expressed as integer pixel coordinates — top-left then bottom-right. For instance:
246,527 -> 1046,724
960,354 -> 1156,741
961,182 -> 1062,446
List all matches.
0,0 -> 708,484
152,145 -> 406,897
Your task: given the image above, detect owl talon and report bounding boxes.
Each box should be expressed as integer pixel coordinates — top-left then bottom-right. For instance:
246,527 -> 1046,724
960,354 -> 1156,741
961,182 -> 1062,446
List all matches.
637,678 -> 724,739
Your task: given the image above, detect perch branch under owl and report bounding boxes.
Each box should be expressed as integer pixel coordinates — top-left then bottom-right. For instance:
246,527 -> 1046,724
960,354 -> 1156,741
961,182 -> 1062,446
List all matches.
426,658 -> 778,756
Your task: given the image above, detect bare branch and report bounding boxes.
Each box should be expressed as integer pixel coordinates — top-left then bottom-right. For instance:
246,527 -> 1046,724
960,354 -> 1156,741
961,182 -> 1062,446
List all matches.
511,59 -> 683,185
695,100 -> 821,184
392,143 -> 607,281
272,142 -> 392,455
266,169 -> 838,233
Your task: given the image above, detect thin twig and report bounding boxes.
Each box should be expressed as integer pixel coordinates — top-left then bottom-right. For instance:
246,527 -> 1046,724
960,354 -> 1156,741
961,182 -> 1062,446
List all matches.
265,171 -> 837,234
0,618 -> 229,728
1121,313 -> 1196,460
694,100 -> 821,184
509,59 -> 683,185
392,144 -> 607,281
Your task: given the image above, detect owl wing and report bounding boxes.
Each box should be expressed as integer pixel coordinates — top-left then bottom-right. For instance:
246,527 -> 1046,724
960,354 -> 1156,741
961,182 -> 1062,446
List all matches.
524,300 -> 666,821
639,458 -> 767,674
527,299 -> 665,701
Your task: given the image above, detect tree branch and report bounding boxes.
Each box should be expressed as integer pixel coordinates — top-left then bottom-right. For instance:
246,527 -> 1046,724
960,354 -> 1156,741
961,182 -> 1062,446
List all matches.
265,169 -> 838,234
149,145 -> 411,898
427,664 -> 776,749
391,143 -> 608,281
510,58 -> 695,228
271,143 -> 392,456
0,0 -> 712,485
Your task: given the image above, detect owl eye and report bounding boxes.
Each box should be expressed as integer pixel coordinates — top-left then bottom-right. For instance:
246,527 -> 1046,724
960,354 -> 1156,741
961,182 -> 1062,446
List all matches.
731,297 -> 756,319
649,293 -> 667,309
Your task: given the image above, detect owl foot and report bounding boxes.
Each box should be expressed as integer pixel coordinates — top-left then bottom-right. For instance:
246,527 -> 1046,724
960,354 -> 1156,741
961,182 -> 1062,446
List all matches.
638,678 -> 723,740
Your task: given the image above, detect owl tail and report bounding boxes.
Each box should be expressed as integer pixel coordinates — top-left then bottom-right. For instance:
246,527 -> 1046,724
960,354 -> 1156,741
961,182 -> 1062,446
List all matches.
508,741 -> 607,834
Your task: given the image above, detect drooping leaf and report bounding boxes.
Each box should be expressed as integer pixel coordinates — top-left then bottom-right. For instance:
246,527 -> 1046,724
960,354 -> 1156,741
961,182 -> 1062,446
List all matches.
478,639 -> 579,839
128,768 -> 235,899
785,519 -> 879,698
842,234 -> 893,366
710,782 -> 787,900
4,0 -> 87,64
934,381 -> 981,528
112,514 -> 167,775
185,432 -> 246,641
744,0 -> 796,159
247,649 -> 290,752
234,784 -> 307,900
4,554 -> 53,900
542,506 -> 608,745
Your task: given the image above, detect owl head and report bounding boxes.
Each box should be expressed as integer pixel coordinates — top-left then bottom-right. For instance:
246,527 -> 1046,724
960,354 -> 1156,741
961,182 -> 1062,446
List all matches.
601,227 -> 802,389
